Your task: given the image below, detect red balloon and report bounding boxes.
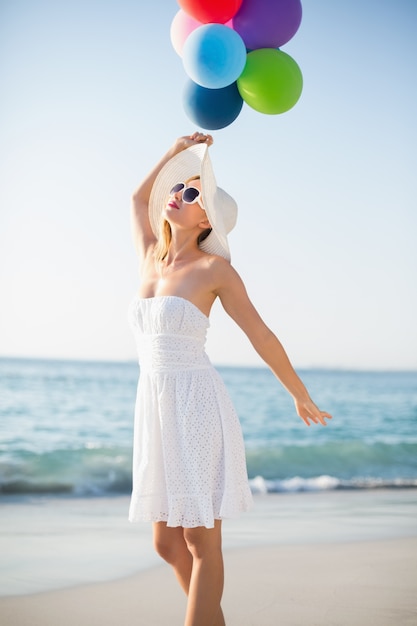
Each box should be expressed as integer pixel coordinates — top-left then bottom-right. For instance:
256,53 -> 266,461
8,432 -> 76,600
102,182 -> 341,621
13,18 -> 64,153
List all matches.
178,0 -> 243,24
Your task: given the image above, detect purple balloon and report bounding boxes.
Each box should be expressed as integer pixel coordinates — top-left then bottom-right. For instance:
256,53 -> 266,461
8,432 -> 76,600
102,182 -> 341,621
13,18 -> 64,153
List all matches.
232,0 -> 302,50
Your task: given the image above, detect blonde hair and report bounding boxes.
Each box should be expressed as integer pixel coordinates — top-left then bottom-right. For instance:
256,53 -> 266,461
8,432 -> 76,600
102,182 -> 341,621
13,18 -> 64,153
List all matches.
153,175 -> 211,263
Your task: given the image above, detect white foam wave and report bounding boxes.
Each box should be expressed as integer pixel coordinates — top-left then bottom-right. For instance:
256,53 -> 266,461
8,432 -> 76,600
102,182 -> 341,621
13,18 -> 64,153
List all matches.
248,475 -> 417,493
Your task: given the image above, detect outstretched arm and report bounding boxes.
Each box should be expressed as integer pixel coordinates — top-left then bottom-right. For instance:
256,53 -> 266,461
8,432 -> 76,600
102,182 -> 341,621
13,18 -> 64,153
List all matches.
131,132 -> 213,261
215,262 -> 332,427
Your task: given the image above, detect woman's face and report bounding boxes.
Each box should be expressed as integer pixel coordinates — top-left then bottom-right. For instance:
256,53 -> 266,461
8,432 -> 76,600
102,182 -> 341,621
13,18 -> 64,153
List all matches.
165,179 -> 208,230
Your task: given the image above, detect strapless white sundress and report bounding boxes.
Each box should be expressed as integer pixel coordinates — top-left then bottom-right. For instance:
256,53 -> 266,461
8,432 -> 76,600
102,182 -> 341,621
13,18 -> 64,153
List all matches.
128,295 -> 253,529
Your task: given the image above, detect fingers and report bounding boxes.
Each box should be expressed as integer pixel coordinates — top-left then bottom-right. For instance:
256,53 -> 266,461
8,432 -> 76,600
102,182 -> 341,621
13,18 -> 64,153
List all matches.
299,407 -> 333,427
309,412 -> 332,426
189,131 -> 213,145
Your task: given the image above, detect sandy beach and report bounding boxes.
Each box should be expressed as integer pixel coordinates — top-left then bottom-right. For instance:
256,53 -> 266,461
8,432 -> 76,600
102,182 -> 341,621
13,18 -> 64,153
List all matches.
1,537 -> 416,625
1,489 -> 417,625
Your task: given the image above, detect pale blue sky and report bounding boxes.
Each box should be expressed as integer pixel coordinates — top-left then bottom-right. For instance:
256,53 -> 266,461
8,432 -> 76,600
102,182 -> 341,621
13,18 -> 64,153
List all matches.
1,0 -> 416,369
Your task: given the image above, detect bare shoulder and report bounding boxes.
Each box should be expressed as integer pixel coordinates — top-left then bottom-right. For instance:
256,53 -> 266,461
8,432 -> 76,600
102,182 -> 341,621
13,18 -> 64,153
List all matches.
206,255 -> 246,294
206,255 -> 239,282
207,256 -> 265,334
178,254 -> 241,312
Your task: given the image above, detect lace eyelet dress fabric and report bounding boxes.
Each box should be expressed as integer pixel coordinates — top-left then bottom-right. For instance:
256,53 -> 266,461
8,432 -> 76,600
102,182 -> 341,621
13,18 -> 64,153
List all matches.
128,295 -> 253,529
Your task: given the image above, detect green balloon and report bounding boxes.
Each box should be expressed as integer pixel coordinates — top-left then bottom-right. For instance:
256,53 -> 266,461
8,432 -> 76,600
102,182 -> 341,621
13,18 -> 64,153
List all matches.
237,48 -> 303,115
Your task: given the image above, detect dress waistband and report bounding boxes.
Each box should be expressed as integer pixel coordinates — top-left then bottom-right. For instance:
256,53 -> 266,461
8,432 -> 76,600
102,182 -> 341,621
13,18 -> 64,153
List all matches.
135,333 -> 211,373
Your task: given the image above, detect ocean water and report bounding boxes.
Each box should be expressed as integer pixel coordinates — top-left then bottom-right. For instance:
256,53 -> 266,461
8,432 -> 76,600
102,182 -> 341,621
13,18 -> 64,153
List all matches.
1,357 -> 417,498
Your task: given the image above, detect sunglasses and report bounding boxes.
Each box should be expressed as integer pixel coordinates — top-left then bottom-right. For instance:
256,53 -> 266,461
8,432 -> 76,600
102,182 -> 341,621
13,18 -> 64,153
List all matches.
169,182 -> 204,208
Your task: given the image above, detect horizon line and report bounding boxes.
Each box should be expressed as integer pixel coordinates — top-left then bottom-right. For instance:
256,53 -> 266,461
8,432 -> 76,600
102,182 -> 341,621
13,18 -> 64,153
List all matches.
1,354 -> 416,374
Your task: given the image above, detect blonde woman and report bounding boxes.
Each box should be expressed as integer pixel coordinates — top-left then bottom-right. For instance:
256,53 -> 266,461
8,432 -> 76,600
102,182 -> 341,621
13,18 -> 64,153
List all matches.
128,131 -> 332,626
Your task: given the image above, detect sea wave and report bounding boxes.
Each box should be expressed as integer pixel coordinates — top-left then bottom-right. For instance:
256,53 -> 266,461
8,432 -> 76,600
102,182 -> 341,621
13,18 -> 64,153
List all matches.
1,441 -> 417,497
248,475 -> 417,494
245,440 -> 417,482
0,446 -> 131,496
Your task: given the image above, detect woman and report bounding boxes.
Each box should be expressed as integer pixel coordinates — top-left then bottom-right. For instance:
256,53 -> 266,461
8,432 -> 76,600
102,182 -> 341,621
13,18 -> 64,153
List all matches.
128,132 -> 332,626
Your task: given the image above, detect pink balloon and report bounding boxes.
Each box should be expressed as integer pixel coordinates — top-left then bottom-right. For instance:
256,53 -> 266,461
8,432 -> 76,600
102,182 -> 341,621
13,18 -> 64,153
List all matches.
170,10 -> 202,56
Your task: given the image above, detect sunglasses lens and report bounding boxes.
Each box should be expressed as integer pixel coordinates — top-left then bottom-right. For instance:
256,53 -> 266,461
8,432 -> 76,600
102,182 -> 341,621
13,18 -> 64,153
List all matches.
170,183 -> 185,195
183,187 -> 200,203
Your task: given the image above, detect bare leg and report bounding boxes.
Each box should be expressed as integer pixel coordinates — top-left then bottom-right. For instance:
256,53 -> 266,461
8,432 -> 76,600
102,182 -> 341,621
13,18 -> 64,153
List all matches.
153,522 -> 192,593
152,521 -> 226,626
183,521 -> 224,626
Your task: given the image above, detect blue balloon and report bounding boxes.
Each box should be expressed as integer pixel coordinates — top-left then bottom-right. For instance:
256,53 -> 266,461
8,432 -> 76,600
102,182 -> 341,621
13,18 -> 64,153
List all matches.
183,79 -> 243,130
182,24 -> 246,89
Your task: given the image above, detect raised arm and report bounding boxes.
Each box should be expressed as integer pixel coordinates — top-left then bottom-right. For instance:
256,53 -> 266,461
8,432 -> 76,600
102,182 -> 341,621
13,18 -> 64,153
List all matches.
214,261 -> 332,427
131,132 -> 213,261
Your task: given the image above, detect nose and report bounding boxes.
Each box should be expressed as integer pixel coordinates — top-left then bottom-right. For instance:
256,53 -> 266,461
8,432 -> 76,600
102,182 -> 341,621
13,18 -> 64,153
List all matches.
173,189 -> 184,204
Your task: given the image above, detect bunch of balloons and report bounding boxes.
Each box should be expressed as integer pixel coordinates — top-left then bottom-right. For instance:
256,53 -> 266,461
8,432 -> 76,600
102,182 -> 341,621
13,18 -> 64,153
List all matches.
170,0 -> 303,130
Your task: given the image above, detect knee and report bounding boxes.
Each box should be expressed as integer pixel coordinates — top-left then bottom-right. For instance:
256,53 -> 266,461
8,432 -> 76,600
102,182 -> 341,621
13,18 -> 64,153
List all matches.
153,529 -> 190,566
153,535 -> 178,564
183,526 -> 222,560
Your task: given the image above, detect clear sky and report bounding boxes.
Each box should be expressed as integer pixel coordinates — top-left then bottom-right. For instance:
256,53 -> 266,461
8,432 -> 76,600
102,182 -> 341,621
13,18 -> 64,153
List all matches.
1,0 -> 416,370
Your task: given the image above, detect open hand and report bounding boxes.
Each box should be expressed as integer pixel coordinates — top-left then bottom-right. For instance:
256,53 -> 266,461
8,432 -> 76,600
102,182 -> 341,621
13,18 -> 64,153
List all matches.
294,398 -> 333,427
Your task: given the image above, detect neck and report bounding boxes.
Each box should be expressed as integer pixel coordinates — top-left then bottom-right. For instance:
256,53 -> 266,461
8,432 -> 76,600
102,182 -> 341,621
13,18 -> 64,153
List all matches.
165,233 -> 200,265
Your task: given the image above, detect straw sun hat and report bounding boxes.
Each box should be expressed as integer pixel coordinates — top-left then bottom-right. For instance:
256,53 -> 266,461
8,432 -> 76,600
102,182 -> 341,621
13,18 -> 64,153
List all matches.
148,143 -> 237,261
